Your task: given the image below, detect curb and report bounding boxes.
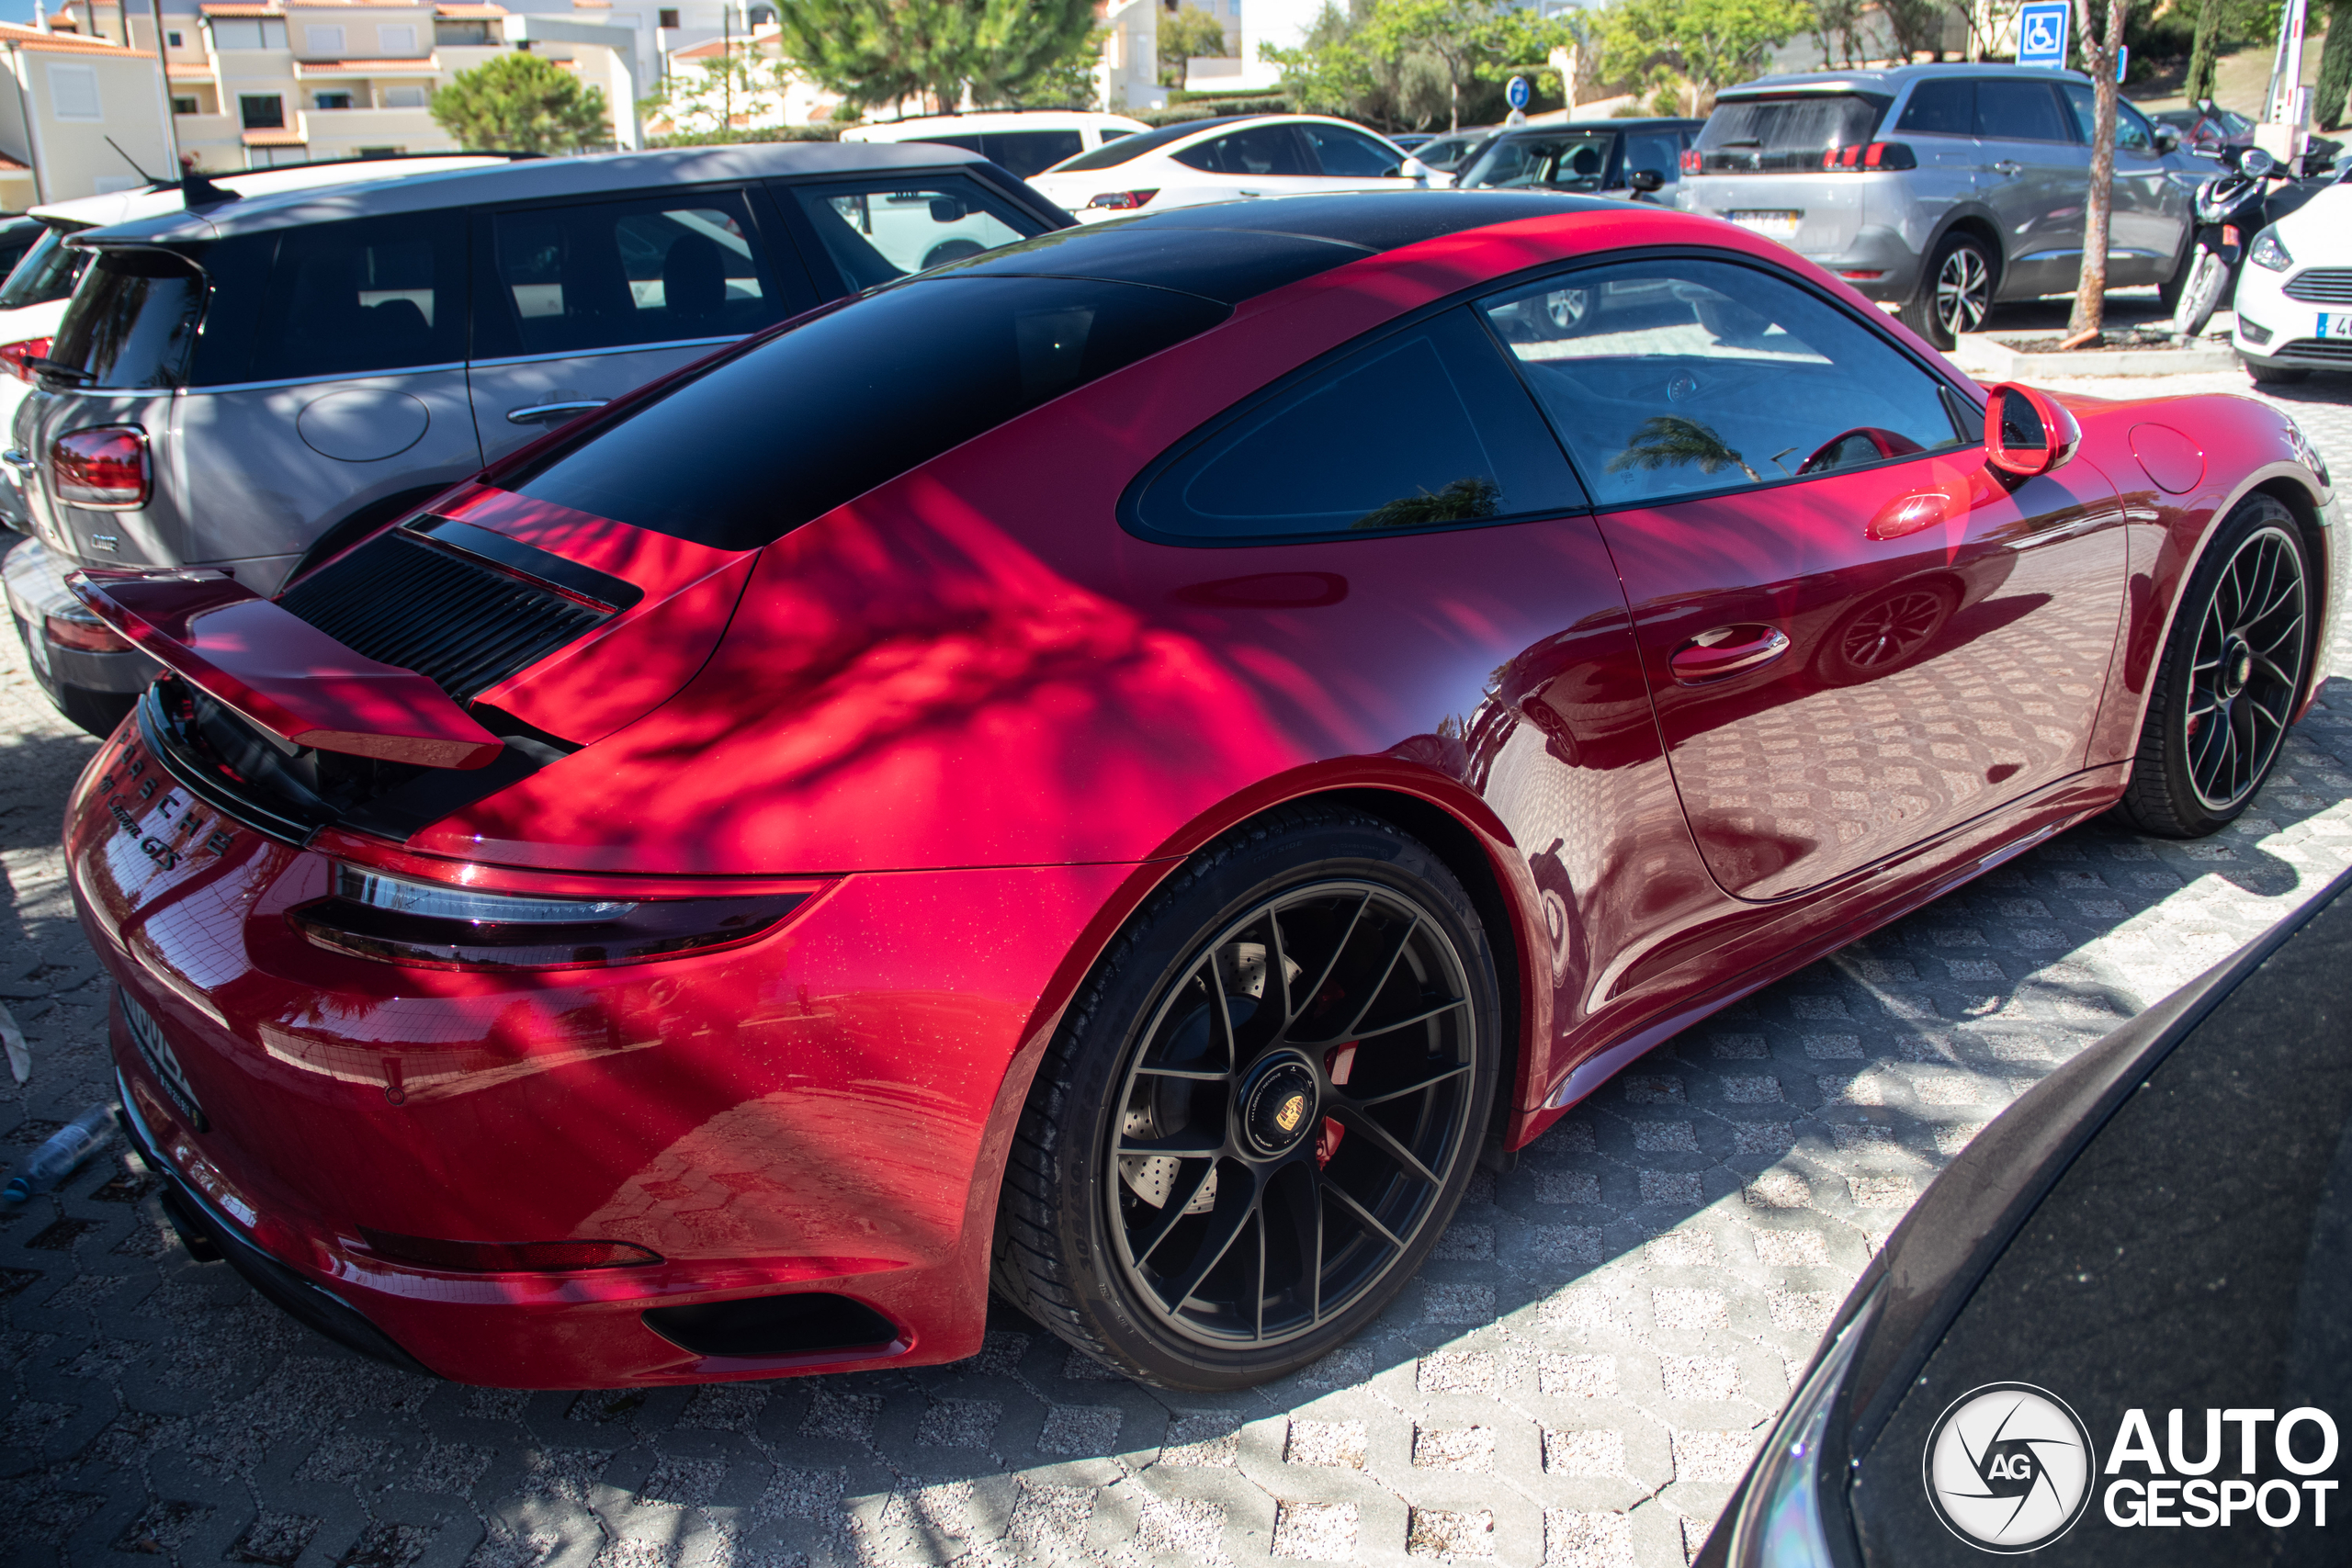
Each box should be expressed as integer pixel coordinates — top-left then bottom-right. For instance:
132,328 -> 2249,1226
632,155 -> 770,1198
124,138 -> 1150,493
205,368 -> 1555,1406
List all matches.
1952,333 -> 2243,381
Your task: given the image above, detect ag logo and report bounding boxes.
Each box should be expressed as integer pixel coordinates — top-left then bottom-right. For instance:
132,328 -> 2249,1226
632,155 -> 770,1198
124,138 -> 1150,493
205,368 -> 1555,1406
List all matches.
1923,1382 -> 2096,1552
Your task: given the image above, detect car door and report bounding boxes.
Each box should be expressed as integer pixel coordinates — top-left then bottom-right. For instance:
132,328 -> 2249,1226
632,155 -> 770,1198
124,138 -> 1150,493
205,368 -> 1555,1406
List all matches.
1295,120 -> 1422,193
1167,122 -> 1317,199
1972,76 -> 2089,299
1890,77 -> 1984,233
1476,255 -> 2128,900
768,171 -> 1048,294
466,186 -> 819,468
2062,83 -> 2191,285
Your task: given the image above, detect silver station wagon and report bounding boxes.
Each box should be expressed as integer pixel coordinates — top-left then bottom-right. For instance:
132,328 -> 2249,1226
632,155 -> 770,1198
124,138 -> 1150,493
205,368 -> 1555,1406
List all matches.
5,141 -> 1069,732
1679,63 -> 2204,347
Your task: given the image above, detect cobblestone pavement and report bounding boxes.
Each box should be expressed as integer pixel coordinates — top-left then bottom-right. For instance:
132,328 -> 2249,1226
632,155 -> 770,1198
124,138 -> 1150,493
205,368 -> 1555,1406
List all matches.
4,370 -> 2351,1568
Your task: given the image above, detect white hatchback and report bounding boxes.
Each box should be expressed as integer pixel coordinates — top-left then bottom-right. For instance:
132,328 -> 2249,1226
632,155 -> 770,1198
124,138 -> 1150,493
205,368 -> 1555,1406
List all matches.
1028,114 -> 1426,221
842,111 -> 1150,181
2233,175 -> 2352,382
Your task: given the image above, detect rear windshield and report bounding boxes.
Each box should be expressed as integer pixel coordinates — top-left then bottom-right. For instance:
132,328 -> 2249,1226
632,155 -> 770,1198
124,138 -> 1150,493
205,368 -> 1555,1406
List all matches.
1695,93 -> 1888,172
48,247 -> 206,389
1048,118 -> 1235,174
0,225 -> 88,310
505,275 -> 1230,551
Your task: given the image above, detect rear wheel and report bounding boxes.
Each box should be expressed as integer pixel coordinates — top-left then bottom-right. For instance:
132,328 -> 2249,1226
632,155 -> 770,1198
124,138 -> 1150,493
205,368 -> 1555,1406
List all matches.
2115,495 -> 2312,838
1900,232 -> 1994,350
2246,357 -> 2310,385
2156,238 -> 2198,313
992,807 -> 1500,1389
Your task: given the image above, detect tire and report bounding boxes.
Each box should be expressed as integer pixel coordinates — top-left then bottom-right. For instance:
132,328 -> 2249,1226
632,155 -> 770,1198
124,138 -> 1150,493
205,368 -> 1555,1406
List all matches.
2171,249 -> 2229,338
1816,580 -> 1959,686
1542,285 -> 1594,336
2246,357 -> 2310,385
991,805 -> 1502,1390
1899,232 -> 1995,350
2156,238 -> 2197,313
2114,494 -> 2312,838
920,238 -> 987,270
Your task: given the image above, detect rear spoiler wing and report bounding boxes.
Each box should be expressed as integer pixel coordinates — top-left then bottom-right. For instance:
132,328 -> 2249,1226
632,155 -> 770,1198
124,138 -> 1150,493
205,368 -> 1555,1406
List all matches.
71,570 -> 502,770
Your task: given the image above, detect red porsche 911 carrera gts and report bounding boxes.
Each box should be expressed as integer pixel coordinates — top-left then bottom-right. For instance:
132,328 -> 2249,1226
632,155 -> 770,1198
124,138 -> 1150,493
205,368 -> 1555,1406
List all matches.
64,194 -> 2338,1391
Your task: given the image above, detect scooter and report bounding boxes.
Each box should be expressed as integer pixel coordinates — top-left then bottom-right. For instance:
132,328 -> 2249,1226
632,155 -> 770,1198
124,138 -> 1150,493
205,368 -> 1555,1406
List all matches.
2168,145 -> 2280,341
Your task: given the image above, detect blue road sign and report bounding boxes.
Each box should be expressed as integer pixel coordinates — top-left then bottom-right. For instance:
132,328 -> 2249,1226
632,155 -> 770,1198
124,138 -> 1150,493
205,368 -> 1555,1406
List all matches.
1506,74 -> 1531,110
2018,2 -> 2069,66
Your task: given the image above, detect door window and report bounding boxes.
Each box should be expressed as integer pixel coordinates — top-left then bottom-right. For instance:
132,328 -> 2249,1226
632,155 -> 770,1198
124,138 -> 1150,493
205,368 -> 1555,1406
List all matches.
2060,83 -> 2157,152
779,176 -> 1037,292
1476,258 -> 1969,509
1894,78 -> 1974,136
480,192 -> 799,357
1973,78 -> 2071,141
185,210 -> 467,385
981,130 -> 1084,178
1129,308 -> 1582,543
1620,130 -> 1683,185
1300,122 -> 1401,176
1172,124 -> 1311,176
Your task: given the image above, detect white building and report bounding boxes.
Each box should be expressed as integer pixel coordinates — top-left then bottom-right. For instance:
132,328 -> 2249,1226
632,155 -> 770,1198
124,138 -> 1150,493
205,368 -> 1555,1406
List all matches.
0,21 -> 175,207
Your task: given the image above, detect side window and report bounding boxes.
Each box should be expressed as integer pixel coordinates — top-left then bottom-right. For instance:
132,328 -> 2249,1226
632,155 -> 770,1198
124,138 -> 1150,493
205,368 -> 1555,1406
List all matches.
778,175 -> 1038,293
1172,125 -> 1311,176
2062,83 -> 2155,153
1973,79 -> 2071,142
479,190 -> 801,358
1301,122 -> 1400,177
1130,307 -> 1583,543
228,210 -> 466,382
1476,257 -> 1969,510
981,130 -> 1083,178
1895,78 -> 1974,136
1621,131 -> 1681,184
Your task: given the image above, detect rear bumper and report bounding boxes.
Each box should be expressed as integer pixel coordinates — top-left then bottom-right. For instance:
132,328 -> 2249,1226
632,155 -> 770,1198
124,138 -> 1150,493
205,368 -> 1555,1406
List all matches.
4,534 -> 159,705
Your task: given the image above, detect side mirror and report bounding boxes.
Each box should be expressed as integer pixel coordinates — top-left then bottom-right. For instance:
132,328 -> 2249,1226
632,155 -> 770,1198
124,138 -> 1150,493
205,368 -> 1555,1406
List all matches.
1983,383 -> 2081,478
1399,156 -> 1432,181
1627,168 -> 1666,193
2153,125 -> 2180,154
2239,147 -> 2278,179
928,197 -> 967,223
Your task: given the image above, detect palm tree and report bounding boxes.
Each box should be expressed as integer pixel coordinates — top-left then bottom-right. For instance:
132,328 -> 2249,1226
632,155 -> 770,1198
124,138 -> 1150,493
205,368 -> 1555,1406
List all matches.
1607,416 -> 1761,483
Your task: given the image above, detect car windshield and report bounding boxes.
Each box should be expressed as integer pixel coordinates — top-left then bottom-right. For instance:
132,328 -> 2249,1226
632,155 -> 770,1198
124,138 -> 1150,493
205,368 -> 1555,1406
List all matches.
505,275 -> 1231,551
1456,132 -> 1614,191
1695,93 -> 1888,171
1416,132 -> 1487,171
0,224 -> 88,310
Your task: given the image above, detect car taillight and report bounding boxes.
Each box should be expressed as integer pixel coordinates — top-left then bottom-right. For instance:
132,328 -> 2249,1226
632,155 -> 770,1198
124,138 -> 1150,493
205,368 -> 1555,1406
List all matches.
51,425 -> 150,510
44,610 -> 129,653
1819,141 -> 1918,171
289,861 -> 816,970
0,336 -> 51,381
1679,147 -> 1701,174
1086,189 -> 1159,210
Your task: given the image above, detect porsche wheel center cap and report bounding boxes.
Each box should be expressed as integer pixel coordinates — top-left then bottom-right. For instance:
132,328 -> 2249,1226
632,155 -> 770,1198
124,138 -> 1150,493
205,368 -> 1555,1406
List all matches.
1243,1061 -> 1319,1156
2222,636 -> 2254,698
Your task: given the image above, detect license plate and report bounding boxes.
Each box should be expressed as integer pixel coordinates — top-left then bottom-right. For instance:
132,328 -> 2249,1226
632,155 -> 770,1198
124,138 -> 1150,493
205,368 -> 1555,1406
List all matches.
1729,209 -> 1802,242
2318,312 -> 2352,340
123,987 -> 209,1132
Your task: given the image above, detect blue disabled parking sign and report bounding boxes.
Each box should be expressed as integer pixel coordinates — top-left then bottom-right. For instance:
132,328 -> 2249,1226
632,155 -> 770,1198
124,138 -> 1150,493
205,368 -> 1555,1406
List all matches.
2018,2 -> 2069,66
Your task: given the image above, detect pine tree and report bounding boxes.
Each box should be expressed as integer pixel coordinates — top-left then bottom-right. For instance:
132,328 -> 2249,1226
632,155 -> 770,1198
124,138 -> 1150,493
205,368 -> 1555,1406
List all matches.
431,52 -> 614,153
2316,0 -> 2351,132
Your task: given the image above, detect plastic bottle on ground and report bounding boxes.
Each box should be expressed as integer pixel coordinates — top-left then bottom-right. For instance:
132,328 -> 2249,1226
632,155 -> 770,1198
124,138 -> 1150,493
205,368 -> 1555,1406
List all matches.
2,1103 -> 120,1205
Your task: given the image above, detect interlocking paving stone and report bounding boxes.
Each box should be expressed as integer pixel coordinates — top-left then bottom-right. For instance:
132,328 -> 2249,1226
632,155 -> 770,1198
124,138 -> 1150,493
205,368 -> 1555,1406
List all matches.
4,372 -> 2347,1566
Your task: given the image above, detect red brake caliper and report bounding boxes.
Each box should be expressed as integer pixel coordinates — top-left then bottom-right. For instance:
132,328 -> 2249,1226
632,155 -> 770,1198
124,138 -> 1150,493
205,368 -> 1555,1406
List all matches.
1317,1043 -> 1355,1167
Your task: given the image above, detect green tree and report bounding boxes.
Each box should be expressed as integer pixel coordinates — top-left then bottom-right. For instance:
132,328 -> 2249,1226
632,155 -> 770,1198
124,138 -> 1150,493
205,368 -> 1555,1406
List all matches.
1597,0 -> 1812,118
2317,0 -> 2351,132
774,0 -> 1099,115
432,51 -> 613,152
1267,0 -> 1578,130
1160,5 -> 1232,86
2185,0 -> 2223,103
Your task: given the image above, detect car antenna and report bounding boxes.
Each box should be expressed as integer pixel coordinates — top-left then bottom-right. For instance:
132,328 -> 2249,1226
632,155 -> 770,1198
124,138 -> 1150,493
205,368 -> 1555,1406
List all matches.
106,136 -> 160,186
180,163 -> 241,209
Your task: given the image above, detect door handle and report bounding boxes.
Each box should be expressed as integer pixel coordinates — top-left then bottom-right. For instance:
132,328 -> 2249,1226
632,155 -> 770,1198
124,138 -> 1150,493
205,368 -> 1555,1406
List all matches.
1669,625 -> 1791,684
505,400 -> 607,425
1992,160 -> 2023,175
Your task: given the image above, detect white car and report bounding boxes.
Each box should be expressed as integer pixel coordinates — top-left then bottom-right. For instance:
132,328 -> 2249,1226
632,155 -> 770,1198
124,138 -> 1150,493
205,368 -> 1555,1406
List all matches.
0,153 -> 522,525
2231,173 -> 2352,382
842,111 -> 1149,181
1028,114 -> 1427,221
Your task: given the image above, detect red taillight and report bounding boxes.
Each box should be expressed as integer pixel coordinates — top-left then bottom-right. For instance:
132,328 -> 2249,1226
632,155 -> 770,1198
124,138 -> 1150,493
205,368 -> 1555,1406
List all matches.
1679,147 -> 1702,174
51,425 -> 150,510
0,336 -> 51,382
43,612 -> 130,653
1086,188 -> 1159,210
1819,141 -> 1917,172
358,1229 -> 663,1272
1838,269 -> 1888,280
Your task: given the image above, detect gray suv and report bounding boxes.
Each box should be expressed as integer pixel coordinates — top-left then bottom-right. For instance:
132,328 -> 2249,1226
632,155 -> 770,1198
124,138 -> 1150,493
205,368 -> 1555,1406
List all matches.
1679,63 -> 2202,347
5,142 -> 1069,733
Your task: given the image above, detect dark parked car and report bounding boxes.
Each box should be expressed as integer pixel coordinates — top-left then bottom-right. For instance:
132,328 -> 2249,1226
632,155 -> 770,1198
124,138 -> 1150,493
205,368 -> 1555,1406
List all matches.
2154,102 -> 2258,159
1700,864 -> 2352,1566
1452,118 -> 1702,199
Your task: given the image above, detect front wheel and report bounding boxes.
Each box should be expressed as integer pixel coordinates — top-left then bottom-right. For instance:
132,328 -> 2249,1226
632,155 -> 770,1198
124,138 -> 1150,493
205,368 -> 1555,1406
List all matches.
992,807 -> 1501,1389
2246,357 -> 2310,385
1900,232 -> 1995,350
2170,247 -> 2230,337
2114,495 -> 2312,838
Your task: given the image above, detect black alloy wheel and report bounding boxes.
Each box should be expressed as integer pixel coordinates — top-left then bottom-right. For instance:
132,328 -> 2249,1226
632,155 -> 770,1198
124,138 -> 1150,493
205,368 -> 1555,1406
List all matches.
1819,582 -> 1957,684
2118,494 -> 2312,837
993,807 -> 1500,1389
1901,232 -> 1994,350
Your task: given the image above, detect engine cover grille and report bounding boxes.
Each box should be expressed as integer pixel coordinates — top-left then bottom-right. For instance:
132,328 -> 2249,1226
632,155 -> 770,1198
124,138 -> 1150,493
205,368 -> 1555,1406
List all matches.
277,525 -> 615,703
